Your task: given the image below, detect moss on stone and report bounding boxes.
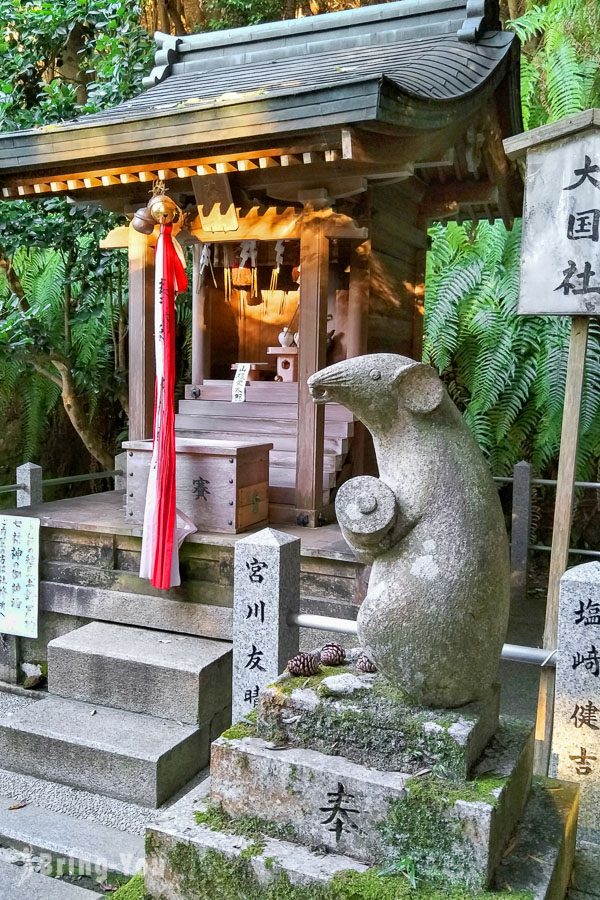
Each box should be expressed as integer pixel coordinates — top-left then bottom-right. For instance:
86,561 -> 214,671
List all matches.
166,840 -> 534,900
276,666 -> 347,695
111,873 -> 150,900
240,839 -> 266,859
257,671 -> 473,778
379,771 -> 508,888
194,801 -> 297,843
287,763 -> 299,790
221,719 -> 257,741
145,830 -> 160,859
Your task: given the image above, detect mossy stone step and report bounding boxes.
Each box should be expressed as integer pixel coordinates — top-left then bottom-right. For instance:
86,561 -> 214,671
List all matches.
209,718 -> 533,886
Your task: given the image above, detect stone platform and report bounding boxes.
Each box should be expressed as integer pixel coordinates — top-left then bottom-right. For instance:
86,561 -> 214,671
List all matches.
144,666 -> 579,899
145,758 -> 578,900
257,667 -> 501,779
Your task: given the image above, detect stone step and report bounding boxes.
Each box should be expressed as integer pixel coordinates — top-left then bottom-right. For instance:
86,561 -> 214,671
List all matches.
144,777 -> 368,899
0,696 -> 205,808
0,858 -> 92,899
48,622 -> 232,726
209,719 -> 534,885
495,778 -> 579,899
142,774 -> 580,900
0,795 -> 144,877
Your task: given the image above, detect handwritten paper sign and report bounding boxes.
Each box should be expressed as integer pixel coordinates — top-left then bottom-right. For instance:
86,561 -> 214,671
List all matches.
0,515 -> 40,639
232,363 -> 251,403
520,131 -> 600,315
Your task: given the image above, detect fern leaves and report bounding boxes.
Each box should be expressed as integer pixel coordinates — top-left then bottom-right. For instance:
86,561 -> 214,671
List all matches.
424,220 -> 599,480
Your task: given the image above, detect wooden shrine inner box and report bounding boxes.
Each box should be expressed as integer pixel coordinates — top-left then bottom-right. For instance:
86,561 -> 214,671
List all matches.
122,438 -> 272,533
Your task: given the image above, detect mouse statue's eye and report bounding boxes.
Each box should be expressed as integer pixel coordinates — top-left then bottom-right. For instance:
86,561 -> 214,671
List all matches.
369,369 -> 381,381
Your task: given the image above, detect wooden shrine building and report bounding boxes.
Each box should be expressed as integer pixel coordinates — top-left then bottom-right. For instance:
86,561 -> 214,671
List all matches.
0,0 -> 523,527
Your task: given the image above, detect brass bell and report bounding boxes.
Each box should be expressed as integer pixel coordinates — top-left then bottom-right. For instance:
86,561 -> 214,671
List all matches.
131,206 -> 155,235
148,193 -> 179,224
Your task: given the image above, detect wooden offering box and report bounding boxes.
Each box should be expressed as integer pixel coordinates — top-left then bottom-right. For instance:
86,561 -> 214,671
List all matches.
123,438 -> 272,533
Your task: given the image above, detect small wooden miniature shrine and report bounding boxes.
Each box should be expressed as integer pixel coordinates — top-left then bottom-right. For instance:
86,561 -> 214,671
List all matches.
0,0 -> 523,527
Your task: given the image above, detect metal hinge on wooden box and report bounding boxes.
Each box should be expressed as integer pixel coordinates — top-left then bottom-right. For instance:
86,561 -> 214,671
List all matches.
122,438 -> 272,533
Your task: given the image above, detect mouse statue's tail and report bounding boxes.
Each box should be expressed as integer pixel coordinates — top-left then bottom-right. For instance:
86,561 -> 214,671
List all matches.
308,353 -> 510,709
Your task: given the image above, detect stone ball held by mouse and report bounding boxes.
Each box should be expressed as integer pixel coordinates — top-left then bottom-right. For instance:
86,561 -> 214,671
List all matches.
308,353 -> 510,710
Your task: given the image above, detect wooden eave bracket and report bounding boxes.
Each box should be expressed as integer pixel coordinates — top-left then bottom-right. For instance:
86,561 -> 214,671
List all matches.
101,206 -> 367,251
0,144 -> 344,201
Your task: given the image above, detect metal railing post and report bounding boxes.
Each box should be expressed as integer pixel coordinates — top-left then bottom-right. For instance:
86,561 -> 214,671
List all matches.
510,461 -> 532,604
16,462 -> 43,508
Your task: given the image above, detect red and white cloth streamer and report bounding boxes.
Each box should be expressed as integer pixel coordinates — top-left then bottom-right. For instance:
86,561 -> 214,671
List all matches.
140,224 -> 196,589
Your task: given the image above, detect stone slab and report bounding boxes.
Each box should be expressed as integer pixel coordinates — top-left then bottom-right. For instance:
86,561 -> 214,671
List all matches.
211,735 -> 409,864
258,669 -> 500,778
495,778 -> 579,900
570,842 -> 600,900
0,858 -> 92,899
551,562 -> 600,846
48,622 -> 232,725
0,696 -> 205,807
145,779 -> 367,900
0,796 -> 144,876
210,718 -> 533,883
232,528 -> 299,722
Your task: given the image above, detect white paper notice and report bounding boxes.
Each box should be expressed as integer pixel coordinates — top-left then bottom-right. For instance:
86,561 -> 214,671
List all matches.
0,515 -> 40,638
232,363 -> 251,403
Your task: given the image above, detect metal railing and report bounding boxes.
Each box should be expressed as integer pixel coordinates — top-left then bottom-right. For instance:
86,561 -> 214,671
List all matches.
289,612 -> 556,667
493,461 -> 600,603
0,461 -> 123,506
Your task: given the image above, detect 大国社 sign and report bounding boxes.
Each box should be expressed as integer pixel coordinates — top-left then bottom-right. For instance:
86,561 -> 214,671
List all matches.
519,130 -> 600,315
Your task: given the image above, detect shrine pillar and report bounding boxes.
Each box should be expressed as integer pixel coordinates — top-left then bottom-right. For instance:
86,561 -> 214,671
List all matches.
346,239 -> 370,360
295,216 -> 329,526
191,243 -> 211,386
128,225 -> 155,440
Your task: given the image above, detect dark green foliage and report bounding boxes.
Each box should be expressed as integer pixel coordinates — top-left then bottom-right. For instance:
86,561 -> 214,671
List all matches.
205,0 -> 287,31
0,0 -> 153,131
424,221 -> 600,479
508,1 -> 600,129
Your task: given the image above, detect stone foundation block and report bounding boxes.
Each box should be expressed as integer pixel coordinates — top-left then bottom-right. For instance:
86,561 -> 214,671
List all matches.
211,736 -> 408,863
145,799 -> 367,900
258,668 -> 500,778
210,718 -> 534,884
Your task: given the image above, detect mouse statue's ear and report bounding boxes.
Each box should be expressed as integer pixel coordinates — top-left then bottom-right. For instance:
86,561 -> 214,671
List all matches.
396,363 -> 444,415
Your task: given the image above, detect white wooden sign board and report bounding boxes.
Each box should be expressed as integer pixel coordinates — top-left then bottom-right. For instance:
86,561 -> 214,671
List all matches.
520,130 -> 600,315
0,515 -> 40,639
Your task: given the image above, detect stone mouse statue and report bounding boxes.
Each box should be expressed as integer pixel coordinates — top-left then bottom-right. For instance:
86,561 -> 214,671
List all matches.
308,353 -> 510,709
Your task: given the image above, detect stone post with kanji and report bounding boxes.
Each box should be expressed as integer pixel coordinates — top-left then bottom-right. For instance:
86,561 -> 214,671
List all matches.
551,561 -> 600,844
232,528 -> 300,723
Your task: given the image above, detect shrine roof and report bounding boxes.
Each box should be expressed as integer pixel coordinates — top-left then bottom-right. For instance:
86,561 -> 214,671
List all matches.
0,0 -> 520,182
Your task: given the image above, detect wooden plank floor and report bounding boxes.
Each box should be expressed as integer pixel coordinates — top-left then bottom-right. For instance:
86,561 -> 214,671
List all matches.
4,490 -> 354,563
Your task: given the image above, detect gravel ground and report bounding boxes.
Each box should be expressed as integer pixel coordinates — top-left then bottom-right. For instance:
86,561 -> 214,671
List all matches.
0,764 -> 155,834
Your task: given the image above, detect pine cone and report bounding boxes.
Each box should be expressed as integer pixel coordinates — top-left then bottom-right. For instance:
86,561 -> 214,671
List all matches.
319,641 -> 346,666
356,654 -> 377,674
287,652 -> 321,677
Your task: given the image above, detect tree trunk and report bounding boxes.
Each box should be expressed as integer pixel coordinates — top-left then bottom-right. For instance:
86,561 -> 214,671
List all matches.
51,360 -> 114,469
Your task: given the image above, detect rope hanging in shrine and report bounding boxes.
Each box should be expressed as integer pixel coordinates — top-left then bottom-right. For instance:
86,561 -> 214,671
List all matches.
136,183 -> 196,589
